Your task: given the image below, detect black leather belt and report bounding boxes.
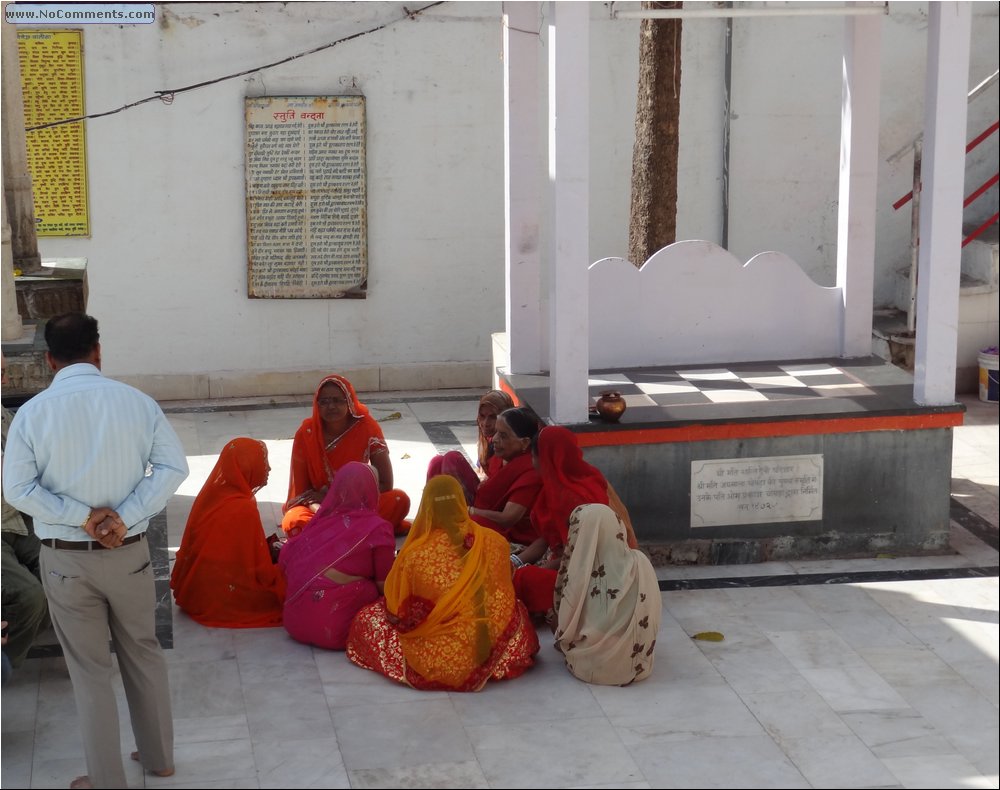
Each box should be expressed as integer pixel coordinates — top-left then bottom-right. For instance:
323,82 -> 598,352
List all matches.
41,532 -> 146,551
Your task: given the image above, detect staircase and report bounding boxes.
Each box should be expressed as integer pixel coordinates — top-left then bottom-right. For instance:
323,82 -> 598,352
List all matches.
875,223 -> 999,394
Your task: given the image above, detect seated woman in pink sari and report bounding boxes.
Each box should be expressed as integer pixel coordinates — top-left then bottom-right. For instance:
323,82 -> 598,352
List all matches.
428,408 -> 542,546
278,462 -> 396,650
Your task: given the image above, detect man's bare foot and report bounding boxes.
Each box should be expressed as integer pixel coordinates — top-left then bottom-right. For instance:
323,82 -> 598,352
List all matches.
69,777 -> 93,789
130,751 -> 175,777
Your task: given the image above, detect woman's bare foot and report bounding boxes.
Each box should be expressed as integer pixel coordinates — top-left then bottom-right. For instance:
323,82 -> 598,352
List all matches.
69,777 -> 93,789
130,751 -> 175,777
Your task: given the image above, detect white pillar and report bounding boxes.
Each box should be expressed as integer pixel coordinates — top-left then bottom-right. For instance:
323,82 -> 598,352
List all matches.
504,2 -> 542,375
914,2 -> 970,405
548,1 -> 589,424
835,12 -> 881,357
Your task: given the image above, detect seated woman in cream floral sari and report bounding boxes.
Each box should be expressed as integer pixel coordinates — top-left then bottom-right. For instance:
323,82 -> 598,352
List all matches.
552,503 -> 662,686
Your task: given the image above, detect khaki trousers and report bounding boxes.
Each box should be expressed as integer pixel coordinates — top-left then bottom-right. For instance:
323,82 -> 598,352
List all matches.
40,538 -> 173,788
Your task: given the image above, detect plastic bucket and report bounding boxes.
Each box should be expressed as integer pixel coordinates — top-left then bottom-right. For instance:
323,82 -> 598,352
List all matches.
979,351 -> 999,403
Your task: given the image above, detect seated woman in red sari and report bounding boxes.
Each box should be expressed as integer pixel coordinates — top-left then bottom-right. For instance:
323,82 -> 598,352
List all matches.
346,475 -> 539,691
171,438 -> 286,628
512,425 -> 638,620
281,374 -> 410,536
429,408 -> 542,546
279,462 -> 396,650
427,389 -> 514,487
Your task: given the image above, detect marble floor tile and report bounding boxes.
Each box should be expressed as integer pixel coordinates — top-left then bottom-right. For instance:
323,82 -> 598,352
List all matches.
625,733 -> 810,789
448,655 -> 605,727
0,729 -> 34,789
880,753 -> 996,789
406,399 -> 480,423
348,760 -> 489,789
595,682 -> 767,738
242,675 -> 336,743
148,738 -> 258,786
254,736 -> 350,789
331,698 -> 475,771
739,688 -> 856,741
776,733 -> 900,788
765,628 -> 868,670
798,665 -> 911,712
468,716 -> 644,788
840,709 -> 961,759
167,658 -> 246,719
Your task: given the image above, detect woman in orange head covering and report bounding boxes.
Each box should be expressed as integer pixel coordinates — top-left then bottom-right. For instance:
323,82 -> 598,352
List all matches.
281,374 -> 410,536
171,438 -> 285,628
346,475 -> 539,691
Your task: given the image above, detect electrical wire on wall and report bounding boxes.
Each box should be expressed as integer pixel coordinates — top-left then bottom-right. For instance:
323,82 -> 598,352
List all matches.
25,1 -> 445,133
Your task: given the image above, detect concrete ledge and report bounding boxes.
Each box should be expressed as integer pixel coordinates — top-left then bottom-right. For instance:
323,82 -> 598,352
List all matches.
118,361 -> 492,402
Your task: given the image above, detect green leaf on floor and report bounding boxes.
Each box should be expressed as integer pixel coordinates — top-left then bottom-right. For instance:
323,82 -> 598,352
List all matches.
377,412 -> 402,422
692,631 -> 725,642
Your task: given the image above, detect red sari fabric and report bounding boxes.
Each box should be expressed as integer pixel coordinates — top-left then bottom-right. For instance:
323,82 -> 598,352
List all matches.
279,463 -> 396,650
515,426 -> 611,616
472,452 -> 541,545
427,450 -> 541,545
346,475 -> 538,691
530,426 -> 610,550
171,438 -> 286,628
281,374 -> 410,534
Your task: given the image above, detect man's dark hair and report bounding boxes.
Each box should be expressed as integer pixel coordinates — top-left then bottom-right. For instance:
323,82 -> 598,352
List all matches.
44,313 -> 100,363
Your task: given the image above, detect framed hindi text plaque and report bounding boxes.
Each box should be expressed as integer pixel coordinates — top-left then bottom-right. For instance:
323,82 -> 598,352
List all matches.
245,96 -> 368,298
18,29 -> 90,237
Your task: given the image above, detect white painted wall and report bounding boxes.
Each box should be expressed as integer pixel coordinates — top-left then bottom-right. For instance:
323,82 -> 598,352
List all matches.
28,1 -> 998,398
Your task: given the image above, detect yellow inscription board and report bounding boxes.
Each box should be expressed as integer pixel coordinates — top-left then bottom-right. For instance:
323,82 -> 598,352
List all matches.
17,29 -> 90,237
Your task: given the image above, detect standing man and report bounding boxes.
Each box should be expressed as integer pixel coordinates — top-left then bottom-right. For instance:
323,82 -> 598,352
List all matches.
2,313 -> 189,789
2,353 -> 50,676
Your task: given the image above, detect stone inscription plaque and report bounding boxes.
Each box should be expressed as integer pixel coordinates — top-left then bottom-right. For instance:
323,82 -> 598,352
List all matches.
245,96 -> 367,298
690,454 -> 823,527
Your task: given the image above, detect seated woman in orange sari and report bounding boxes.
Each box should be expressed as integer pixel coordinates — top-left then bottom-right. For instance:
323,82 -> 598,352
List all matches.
281,374 -> 410,536
429,407 -> 542,546
279,462 -> 396,650
512,425 -> 638,619
346,475 -> 539,691
171,438 -> 285,628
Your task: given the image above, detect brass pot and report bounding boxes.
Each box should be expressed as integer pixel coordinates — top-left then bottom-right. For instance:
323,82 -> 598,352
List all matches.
595,390 -> 626,423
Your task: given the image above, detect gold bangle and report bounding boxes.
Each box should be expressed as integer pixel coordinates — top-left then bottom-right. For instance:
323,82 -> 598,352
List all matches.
80,510 -> 93,529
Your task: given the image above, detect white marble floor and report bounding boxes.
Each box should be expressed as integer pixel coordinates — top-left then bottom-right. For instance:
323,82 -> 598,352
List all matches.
1,392 -> 997,789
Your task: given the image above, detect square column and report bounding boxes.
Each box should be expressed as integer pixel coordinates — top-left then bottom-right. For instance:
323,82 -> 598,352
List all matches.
548,1 -> 589,424
835,13 -> 881,357
914,2 -> 971,405
503,2 -> 542,375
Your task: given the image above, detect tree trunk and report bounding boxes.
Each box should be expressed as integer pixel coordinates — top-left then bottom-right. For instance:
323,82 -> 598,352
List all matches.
628,1 -> 682,268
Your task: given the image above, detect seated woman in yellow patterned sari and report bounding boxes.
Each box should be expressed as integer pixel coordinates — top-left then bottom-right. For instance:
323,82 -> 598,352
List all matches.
346,475 -> 539,691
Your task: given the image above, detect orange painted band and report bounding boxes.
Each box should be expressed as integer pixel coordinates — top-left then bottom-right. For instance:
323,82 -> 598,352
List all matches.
573,411 -> 964,448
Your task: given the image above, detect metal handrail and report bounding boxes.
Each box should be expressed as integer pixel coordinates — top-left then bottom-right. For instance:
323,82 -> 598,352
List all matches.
887,69 -> 999,164
892,120 -> 998,210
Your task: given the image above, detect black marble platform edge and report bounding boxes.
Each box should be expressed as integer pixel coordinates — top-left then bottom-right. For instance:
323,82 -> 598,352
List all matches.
659,564 -> 1000,591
